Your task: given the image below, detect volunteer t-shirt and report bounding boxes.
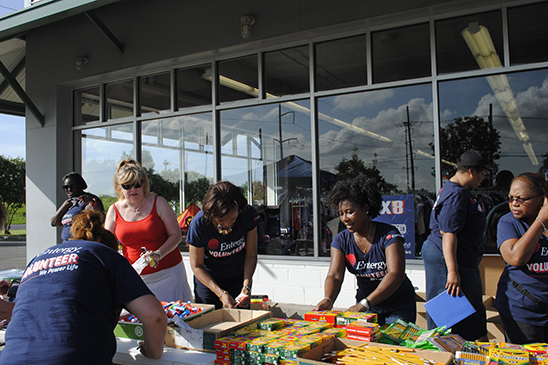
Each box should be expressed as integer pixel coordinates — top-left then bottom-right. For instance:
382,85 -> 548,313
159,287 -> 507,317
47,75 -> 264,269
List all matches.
186,205 -> 260,281
495,212 -> 548,326
331,222 -> 416,311
428,181 -> 485,267
1,240 -> 152,365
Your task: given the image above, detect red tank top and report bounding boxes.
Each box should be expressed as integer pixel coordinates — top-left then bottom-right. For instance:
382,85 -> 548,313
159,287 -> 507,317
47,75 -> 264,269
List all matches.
114,195 -> 181,275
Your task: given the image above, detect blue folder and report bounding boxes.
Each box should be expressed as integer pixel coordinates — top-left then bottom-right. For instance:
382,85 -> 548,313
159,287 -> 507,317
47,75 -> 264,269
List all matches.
423,291 -> 476,329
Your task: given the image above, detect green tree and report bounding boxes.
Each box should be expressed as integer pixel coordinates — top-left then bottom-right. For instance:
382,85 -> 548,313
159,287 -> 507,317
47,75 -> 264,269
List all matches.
146,167 -> 179,209
0,156 -> 25,234
434,115 -> 501,184
184,173 -> 211,205
334,147 -> 396,192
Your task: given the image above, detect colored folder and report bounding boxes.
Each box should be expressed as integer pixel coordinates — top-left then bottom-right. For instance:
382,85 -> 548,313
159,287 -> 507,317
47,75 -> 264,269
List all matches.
424,291 -> 476,329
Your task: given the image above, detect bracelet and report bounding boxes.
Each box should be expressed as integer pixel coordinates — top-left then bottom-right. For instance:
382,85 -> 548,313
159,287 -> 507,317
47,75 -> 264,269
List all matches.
323,296 -> 333,305
243,285 -> 251,292
359,297 -> 371,311
219,289 -> 228,298
154,250 -> 162,260
536,217 -> 547,232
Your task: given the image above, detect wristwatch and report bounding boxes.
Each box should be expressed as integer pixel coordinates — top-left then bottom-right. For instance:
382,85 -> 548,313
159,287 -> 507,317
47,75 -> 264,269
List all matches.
359,297 -> 371,311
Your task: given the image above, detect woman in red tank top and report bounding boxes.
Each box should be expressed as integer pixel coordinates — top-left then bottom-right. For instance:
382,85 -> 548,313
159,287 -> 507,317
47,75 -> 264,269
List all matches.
105,159 -> 192,302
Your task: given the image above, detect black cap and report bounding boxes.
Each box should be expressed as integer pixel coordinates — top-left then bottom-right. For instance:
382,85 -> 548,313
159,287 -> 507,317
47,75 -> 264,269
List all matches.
457,150 -> 489,169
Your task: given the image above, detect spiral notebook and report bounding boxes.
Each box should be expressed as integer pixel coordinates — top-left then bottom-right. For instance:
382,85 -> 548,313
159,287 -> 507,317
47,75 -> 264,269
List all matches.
423,291 -> 476,329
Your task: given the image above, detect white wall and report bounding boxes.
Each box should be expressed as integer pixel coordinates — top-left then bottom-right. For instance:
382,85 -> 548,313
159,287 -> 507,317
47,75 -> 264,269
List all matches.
182,256 -> 425,307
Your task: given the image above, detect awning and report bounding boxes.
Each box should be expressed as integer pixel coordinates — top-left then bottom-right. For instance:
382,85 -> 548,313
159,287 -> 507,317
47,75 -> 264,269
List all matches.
0,0 -> 126,124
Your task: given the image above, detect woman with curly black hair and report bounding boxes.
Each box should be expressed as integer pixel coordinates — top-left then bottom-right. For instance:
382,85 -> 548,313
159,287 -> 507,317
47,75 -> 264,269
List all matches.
314,175 -> 416,325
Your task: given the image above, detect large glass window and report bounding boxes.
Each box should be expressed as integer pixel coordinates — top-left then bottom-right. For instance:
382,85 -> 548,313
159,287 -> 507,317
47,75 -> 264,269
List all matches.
141,113 -> 214,215
372,23 -> 430,83
74,86 -> 100,125
318,85 -> 434,257
220,101 -> 313,255
140,72 -> 171,116
218,55 -> 258,103
264,45 -> 310,97
176,64 -> 212,109
315,35 -> 367,91
436,11 -> 503,74
508,3 -> 548,65
80,124 -> 135,204
105,79 -> 134,120
439,68 -> 548,250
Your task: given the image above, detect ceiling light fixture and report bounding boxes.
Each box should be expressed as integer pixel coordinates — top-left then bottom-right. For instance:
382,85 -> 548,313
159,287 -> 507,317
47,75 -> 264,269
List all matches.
462,23 -> 537,165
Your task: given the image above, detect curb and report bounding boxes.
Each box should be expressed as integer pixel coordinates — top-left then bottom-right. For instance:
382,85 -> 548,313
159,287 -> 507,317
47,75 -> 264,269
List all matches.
0,236 -> 26,242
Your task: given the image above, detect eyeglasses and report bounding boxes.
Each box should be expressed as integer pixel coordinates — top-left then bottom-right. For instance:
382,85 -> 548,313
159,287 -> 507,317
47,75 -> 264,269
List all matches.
121,182 -> 142,190
507,194 -> 542,204
62,184 -> 75,191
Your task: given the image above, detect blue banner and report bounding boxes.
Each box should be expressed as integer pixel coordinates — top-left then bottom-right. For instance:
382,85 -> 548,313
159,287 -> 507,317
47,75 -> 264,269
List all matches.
374,194 -> 415,259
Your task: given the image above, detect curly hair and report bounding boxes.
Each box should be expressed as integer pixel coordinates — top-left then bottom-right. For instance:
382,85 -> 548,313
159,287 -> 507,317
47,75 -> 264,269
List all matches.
113,159 -> 150,199
70,210 -> 118,251
328,174 -> 383,219
202,181 -> 247,221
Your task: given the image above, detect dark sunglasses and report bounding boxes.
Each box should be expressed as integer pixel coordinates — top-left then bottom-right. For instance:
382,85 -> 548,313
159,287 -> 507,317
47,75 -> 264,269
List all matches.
63,184 -> 76,191
121,182 -> 142,190
507,194 -> 542,204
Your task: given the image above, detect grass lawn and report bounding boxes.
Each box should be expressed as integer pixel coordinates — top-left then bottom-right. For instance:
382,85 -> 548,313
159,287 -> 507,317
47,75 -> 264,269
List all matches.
1,229 -> 26,237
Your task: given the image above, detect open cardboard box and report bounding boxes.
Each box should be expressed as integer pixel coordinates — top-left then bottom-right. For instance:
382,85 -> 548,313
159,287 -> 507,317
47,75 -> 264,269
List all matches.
114,303 -> 215,341
165,308 -> 271,352
298,337 -> 453,365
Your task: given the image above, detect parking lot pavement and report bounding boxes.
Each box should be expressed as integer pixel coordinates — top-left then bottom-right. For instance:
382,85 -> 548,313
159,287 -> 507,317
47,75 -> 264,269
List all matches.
0,239 -> 27,272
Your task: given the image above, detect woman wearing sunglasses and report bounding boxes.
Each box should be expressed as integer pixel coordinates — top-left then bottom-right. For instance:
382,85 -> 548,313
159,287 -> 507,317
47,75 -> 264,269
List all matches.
51,172 -> 104,240
495,172 -> 548,344
105,159 -> 192,302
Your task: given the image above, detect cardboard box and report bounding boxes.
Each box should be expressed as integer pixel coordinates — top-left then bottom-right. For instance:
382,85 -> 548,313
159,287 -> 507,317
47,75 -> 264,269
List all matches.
297,337 -> 453,365
165,308 -> 271,352
114,303 -> 215,340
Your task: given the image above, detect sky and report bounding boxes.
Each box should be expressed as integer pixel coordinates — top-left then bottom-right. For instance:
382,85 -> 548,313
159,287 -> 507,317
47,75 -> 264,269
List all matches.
0,0 -> 26,159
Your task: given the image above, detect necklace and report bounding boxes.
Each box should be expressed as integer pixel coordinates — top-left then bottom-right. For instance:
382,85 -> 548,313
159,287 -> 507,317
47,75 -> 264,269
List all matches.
128,197 -> 145,216
217,224 -> 233,235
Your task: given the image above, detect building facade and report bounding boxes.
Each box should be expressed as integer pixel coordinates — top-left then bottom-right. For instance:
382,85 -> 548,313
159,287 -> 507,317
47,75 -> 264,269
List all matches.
0,0 -> 547,308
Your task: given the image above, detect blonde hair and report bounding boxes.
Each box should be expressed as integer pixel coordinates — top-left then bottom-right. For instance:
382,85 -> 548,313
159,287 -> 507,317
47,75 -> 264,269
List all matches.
113,158 -> 150,199
70,210 -> 118,251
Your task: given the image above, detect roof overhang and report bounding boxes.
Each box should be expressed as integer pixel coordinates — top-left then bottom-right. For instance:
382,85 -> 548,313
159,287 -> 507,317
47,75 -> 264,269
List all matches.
0,0 -> 126,122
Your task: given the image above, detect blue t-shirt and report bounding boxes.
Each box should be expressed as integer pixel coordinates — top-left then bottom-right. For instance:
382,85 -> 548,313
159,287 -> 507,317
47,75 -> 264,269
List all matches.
331,222 -> 416,311
186,205 -> 260,281
427,181 -> 485,267
495,212 -> 548,325
61,193 -> 102,240
0,240 -> 152,365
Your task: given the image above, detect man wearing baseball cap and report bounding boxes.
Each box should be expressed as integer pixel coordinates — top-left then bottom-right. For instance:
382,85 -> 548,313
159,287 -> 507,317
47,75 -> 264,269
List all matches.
422,150 -> 488,341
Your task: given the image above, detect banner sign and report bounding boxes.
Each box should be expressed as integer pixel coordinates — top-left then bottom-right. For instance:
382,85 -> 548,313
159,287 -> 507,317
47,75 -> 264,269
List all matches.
374,194 -> 415,259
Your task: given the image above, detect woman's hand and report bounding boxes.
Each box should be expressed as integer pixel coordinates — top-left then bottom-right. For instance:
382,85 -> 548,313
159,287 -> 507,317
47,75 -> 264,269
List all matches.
446,270 -> 461,297
347,303 -> 366,312
314,297 -> 333,311
220,291 -> 236,308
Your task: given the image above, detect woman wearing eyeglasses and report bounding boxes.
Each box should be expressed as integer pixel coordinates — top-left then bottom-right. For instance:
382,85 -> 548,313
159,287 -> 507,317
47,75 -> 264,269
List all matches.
104,159 -> 192,302
495,172 -> 548,344
51,172 -> 104,240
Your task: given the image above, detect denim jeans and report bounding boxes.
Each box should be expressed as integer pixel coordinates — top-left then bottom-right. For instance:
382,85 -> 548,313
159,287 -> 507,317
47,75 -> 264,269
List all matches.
422,239 -> 487,340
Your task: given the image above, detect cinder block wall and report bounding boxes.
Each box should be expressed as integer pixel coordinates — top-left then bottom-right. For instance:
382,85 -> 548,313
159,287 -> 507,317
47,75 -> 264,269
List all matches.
182,256 -> 426,308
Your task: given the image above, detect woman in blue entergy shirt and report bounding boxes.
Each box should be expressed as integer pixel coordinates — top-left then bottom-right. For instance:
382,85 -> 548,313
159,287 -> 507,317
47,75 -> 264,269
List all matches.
422,150 -> 488,341
496,172 -> 548,344
315,175 -> 416,325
